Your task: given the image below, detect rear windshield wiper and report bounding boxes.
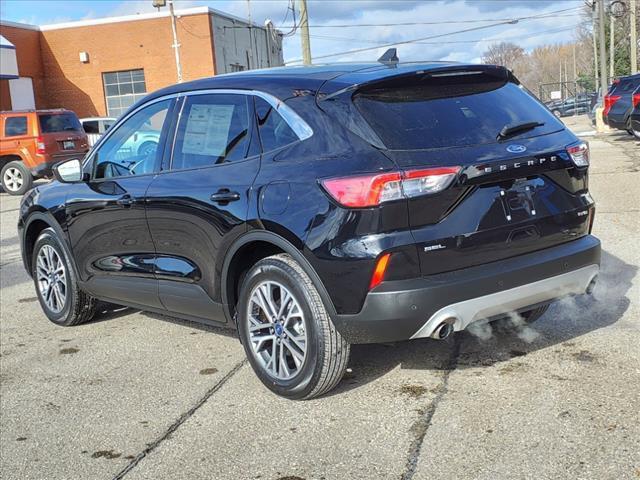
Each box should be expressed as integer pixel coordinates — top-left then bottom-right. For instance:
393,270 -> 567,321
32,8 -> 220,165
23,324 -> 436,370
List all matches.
497,121 -> 545,141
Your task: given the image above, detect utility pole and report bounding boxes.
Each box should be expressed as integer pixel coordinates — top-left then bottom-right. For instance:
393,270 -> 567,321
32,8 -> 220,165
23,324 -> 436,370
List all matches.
559,61 -> 563,98
598,0 -> 608,100
609,10 -> 615,78
247,0 -> 254,69
631,0 -> 638,73
169,0 -> 183,83
298,0 -> 312,65
592,2 -> 599,90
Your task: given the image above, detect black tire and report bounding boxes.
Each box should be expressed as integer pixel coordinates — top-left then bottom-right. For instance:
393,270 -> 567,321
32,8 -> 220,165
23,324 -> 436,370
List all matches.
1,160 -> 33,196
32,228 -> 97,326
237,253 -> 350,400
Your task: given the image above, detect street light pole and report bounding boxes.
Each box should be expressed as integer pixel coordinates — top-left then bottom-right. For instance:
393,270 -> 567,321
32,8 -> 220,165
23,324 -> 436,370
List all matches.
169,0 -> 183,83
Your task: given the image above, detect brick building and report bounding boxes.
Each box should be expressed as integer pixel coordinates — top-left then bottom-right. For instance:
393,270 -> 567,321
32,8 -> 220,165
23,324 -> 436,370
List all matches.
0,6 -> 283,117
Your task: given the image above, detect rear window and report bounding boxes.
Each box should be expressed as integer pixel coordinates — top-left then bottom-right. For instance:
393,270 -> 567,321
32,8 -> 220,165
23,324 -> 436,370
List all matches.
82,120 -> 99,134
354,75 -> 562,150
38,113 -> 82,134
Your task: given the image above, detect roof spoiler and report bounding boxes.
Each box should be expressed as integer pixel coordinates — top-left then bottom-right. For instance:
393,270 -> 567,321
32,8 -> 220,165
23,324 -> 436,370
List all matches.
318,64 -> 510,102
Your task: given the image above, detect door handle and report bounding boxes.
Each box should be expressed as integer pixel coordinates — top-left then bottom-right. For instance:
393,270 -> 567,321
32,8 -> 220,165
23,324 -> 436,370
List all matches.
210,189 -> 240,204
116,195 -> 135,207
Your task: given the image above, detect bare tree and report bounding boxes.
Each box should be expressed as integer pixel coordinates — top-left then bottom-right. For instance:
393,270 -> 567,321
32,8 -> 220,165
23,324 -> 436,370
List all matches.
481,42 -> 526,72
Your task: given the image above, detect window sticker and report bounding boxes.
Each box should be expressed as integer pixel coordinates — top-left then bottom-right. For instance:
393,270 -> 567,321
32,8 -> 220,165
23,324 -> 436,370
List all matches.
182,104 -> 235,156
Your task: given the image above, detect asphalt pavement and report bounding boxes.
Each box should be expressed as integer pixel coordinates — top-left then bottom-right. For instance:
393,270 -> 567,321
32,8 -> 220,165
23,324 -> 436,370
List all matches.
0,115 -> 638,480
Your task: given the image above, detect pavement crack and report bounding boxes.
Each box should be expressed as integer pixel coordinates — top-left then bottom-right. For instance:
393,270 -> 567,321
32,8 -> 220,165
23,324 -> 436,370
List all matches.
400,339 -> 461,480
112,359 -> 246,480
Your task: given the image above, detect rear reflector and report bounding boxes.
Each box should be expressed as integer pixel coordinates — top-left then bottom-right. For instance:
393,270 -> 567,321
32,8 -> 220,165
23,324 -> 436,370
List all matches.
603,94 -> 621,117
321,166 -> 460,208
369,253 -> 391,290
567,142 -> 589,168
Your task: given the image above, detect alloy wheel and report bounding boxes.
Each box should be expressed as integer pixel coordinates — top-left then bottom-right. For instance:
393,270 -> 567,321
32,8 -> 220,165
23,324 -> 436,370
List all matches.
246,281 -> 307,380
36,245 -> 67,313
3,167 -> 23,192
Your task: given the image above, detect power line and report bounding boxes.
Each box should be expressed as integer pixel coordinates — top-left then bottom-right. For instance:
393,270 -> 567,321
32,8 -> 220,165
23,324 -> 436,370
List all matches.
286,6 -> 586,63
275,9 -> 584,29
223,7 -> 585,30
307,22 -> 589,47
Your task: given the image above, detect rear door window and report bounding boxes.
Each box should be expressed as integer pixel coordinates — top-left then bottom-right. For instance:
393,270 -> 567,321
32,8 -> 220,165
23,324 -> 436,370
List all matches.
4,116 -> 28,136
353,74 -> 563,150
171,94 -> 253,170
39,113 -> 83,133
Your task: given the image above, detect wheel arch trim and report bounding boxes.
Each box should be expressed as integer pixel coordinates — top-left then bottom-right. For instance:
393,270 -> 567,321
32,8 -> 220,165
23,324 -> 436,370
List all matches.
221,230 -> 336,325
22,212 -> 79,280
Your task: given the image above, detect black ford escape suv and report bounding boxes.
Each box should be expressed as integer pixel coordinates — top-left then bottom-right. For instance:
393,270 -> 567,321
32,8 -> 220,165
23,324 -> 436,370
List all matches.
19,63 -> 601,399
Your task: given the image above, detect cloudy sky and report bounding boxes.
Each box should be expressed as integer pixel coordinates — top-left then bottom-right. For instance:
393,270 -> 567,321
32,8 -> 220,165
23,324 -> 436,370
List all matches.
1,0 -> 589,64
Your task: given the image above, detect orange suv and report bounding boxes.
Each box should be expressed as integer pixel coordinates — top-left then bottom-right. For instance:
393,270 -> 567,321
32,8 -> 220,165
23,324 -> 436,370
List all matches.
1,109 -> 89,195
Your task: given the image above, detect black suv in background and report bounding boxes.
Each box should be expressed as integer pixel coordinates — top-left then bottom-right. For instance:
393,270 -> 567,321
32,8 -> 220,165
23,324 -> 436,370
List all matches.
19,63 -> 600,399
604,73 -> 640,133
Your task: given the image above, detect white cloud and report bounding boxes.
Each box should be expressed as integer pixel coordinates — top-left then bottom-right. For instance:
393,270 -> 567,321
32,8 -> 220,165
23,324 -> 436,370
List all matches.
206,0 -> 586,65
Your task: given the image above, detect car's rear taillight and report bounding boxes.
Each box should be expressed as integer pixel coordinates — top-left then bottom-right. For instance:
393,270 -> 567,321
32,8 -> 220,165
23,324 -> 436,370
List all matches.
633,93 -> 640,109
603,94 -> 621,117
321,166 -> 460,208
567,142 -> 589,168
36,136 -> 46,155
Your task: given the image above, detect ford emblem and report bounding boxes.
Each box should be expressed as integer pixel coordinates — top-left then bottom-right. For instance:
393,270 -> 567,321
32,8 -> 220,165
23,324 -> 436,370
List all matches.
506,144 -> 527,154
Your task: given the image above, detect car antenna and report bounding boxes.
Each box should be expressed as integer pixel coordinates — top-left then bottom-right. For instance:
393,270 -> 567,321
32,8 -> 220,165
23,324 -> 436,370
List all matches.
378,48 -> 399,66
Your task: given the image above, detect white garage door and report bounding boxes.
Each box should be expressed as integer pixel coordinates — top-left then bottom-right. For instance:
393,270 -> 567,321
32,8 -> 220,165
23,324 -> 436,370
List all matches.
9,77 -> 36,110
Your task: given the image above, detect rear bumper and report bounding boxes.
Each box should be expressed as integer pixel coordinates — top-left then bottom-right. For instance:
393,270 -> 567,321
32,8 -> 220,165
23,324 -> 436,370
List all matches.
30,151 -> 88,178
333,235 -> 601,344
606,114 -> 628,130
30,162 -> 53,178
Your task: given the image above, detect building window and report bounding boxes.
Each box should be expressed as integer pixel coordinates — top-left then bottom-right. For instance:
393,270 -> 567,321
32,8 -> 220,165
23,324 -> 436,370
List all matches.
229,64 -> 245,73
103,69 -> 147,118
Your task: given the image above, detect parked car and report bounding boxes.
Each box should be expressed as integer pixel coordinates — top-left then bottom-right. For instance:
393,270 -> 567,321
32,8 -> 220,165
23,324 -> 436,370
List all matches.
604,73 -> 640,133
1,109 -> 89,195
548,95 -> 592,118
18,63 -> 600,399
630,86 -> 640,139
545,99 -> 563,110
80,117 -> 115,146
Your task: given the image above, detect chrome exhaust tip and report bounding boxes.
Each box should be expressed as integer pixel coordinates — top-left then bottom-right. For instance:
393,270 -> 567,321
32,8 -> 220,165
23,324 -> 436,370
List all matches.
430,320 -> 455,340
586,275 -> 598,295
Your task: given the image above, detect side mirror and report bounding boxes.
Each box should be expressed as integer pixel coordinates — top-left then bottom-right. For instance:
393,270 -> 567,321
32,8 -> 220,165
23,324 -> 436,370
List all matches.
53,159 -> 84,183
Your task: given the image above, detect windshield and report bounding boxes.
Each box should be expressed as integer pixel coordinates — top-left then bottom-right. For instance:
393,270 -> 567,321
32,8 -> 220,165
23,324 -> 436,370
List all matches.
354,78 -> 563,150
39,113 -> 83,134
